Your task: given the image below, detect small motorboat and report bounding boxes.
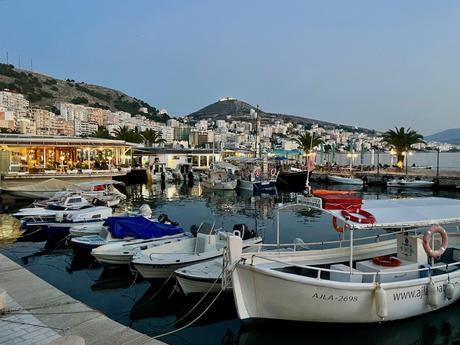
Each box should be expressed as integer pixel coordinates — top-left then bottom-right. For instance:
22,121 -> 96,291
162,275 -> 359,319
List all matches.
328,175 -> 364,186
19,206 -> 112,241
131,223 -> 262,280
0,178 -> 74,199
386,178 -> 434,188
13,194 -> 93,219
175,257 -> 224,295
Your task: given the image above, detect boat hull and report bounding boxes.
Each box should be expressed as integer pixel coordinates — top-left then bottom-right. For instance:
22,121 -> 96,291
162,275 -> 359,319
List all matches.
240,179 -> 277,192
387,180 -> 434,188
232,265 -> 460,323
328,176 -> 364,185
176,274 -> 225,295
276,171 -> 308,190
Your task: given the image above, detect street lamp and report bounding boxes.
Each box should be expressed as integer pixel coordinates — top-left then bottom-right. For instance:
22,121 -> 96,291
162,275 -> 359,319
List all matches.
402,151 -> 413,176
347,151 -> 358,173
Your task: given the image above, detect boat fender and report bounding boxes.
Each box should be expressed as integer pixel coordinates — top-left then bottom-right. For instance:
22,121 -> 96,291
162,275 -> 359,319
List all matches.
375,285 -> 388,319
423,225 -> 448,258
427,280 -> 439,307
446,282 -> 455,300
55,212 -> 64,222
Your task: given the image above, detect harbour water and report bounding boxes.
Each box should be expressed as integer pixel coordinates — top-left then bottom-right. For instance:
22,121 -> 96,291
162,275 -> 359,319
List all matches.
1,183 -> 460,344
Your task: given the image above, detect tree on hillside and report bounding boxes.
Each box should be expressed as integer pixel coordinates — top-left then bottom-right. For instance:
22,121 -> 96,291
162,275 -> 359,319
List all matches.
382,127 -> 425,167
91,126 -> 111,139
295,131 -> 323,165
141,128 -> 165,147
113,126 -> 143,143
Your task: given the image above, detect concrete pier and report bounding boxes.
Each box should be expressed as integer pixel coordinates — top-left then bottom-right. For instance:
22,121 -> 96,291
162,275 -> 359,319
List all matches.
0,254 -> 165,345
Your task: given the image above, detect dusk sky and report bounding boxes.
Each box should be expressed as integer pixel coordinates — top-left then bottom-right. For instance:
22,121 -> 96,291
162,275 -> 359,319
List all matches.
2,0 -> 460,134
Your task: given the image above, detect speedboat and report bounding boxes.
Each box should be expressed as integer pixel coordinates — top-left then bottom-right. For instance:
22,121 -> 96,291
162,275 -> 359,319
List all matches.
201,169 -> 238,190
131,223 -> 263,280
70,210 -> 182,252
13,194 -> 93,219
328,175 -> 364,185
225,196 -> 460,324
39,206 -> 113,241
387,178 -> 434,188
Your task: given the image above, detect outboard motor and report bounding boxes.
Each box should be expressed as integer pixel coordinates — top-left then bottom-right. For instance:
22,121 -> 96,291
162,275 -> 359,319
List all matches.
139,204 -> 153,218
190,224 -> 198,237
157,213 -> 179,226
91,198 -> 105,206
233,224 -> 256,240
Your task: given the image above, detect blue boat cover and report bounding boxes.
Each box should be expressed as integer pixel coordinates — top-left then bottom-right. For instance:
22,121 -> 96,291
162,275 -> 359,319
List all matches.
104,216 -> 184,239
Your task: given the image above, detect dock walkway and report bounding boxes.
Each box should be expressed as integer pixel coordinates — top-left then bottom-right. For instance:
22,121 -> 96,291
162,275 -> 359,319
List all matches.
0,254 -> 165,345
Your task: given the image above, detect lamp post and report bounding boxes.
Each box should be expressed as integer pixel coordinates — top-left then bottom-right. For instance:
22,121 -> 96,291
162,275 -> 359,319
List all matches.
436,148 -> 440,178
347,151 -> 358,174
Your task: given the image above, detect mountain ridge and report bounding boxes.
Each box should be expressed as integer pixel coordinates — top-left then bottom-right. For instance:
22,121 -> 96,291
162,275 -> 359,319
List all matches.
186,98 -> 375,133
425,128 -> 460,144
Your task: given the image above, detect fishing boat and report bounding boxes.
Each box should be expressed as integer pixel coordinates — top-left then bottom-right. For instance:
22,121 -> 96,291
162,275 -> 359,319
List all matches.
225,157 -> 278,192
225,196 -> 460,323
328,175 -> 364,185
276,168 -> 309,190
131,223 -> 262,280
387,178 -> 434,188
175,257 -> 225,295
201,169 -> 238,190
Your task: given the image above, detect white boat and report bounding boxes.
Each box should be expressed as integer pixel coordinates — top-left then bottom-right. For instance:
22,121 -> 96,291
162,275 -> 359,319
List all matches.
201,170 -> 238,190
13,194 -> 93,219
147,163 -> 174,183
0,178 -> 74,199
328,175 -> 364,185
224,157 -> 278,192
226,196 -> 460,324
91,232 -> 193,266
131,223 -> 263,280
175,257 -> 224,295
387,178 -> 434,188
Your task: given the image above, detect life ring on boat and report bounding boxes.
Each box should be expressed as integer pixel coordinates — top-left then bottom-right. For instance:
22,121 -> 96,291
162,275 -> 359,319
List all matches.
341,209 -> 376,224
372,256 -> 401,267
332,217 -> 349,233
423,225 -> 448,258
255,169 -> 261,177
270,168 -> 277,177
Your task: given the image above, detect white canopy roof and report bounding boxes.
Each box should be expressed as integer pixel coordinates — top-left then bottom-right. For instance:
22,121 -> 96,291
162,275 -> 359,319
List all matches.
296,196 -> 460,230
328,197 -> 460,229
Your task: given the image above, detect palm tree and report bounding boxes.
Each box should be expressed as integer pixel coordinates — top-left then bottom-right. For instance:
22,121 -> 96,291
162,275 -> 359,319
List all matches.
91,126 -> 110,139
382,127 -> 425,167
113,125 -> 143,143
295,131 -> 323,165
142,128 -> 166,147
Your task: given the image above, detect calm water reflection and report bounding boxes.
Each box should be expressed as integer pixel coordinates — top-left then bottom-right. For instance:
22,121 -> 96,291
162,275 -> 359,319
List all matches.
1,182 -> 460,345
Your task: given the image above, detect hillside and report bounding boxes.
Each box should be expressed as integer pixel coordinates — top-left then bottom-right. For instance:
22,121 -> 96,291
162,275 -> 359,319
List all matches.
0,63 -> 168,122
425,128 -> 460,144
187,98 -> 374,133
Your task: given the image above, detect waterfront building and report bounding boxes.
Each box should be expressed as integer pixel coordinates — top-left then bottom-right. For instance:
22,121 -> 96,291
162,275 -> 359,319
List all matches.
31,107 -> 56,135
0,134 -> 133,176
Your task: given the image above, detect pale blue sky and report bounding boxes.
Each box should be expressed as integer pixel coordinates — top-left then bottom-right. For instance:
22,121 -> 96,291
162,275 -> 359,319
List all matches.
2,0 -> 460,134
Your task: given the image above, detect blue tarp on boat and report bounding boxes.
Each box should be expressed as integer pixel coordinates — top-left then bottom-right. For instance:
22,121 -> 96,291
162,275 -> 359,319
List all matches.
104,216 -> 184,239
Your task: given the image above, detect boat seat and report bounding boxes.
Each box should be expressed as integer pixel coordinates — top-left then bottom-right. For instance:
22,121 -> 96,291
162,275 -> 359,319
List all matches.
330,264 -> 362,283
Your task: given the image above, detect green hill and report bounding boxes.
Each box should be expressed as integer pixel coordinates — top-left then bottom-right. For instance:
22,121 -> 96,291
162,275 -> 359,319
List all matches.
0,63 -> 168,122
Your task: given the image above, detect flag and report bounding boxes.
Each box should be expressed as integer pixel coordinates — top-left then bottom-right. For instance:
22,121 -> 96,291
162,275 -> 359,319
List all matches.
307,155 -> 315,172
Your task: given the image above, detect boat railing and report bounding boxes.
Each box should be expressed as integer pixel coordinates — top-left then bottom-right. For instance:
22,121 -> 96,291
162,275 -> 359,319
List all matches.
296,195 -> 323,209
245,230 -> 406,253
248,255 -> 460,283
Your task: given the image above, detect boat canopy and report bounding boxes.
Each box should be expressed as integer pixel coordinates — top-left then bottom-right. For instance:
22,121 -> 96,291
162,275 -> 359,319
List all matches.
4,178 -> 73,192
324,197 -> 460,230
104,216 -> 184,239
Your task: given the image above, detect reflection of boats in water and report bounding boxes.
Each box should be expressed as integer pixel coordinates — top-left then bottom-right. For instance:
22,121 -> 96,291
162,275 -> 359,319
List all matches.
130,282 -> 236,327
66,252 -> 100,273
91,266 -> 143,290
234,301 -> 460,345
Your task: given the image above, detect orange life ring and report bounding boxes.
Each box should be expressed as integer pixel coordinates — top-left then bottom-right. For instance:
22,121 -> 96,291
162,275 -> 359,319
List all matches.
341,209 -> 376,224
423,225 -> 448,258
332,217 -> 349,233
270,168 -> 277,177
372,256 -> 401,267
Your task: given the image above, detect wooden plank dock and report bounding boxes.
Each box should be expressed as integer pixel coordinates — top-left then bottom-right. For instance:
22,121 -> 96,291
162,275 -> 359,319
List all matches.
0,254 -> 165,345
